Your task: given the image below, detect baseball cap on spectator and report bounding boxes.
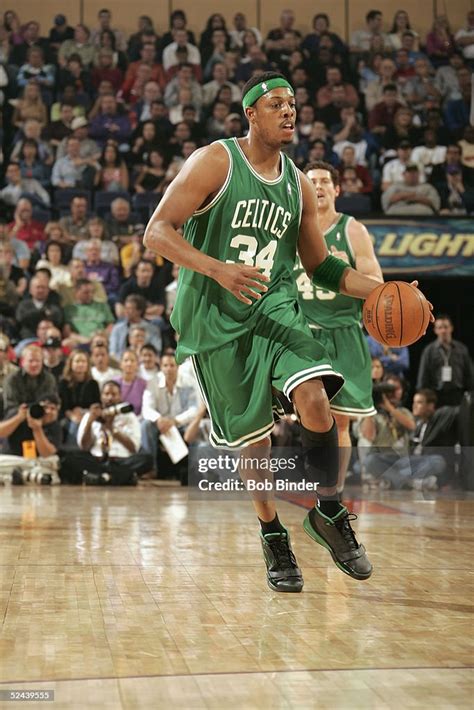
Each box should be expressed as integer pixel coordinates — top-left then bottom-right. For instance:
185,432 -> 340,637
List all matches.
54,15 -> 67,26
404,163 -> 419,172
71,117 -> 89,130
43,337 -> 62,349
398,140 -> 412,149
227,113 -> 242,122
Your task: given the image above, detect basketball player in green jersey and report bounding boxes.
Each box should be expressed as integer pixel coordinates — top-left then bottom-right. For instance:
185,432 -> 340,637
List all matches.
294,161 -> 383,499
144,72 -> 428,592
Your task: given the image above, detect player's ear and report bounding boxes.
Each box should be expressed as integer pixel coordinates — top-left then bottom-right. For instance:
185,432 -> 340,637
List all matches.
245,106 -> 256,125
335,184 -> 341,198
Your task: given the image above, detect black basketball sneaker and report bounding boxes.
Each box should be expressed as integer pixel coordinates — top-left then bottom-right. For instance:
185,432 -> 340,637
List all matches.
260,529 -> 304,592
303,506 -> 373,580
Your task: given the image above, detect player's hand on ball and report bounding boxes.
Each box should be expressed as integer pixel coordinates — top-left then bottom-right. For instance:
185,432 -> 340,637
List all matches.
409,280 -> 435,326
216,263 -> 269,305
330,245 -> 350,264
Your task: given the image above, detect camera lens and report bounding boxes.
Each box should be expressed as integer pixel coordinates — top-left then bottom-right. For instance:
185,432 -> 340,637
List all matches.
28,403 -> 45,419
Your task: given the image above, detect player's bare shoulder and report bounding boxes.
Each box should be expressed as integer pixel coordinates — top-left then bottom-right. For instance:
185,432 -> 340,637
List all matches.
149,142 -> 231,228
346,216 -> 374,253
346,216 -> 383,280
177,142 -> 230,189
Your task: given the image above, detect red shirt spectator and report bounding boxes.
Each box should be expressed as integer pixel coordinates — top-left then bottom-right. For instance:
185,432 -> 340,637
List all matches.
7,198 -> 45,251
123,43 -> 166,92
316,66 -> 359,109
91,49 -> 123,91
368,85 -> 404,133
338,145 -> 373,193
426,16 -> 455,65
394,49 -> 417,82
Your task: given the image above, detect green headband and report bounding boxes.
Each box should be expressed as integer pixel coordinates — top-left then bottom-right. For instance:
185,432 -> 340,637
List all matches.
242,78 -> 294,110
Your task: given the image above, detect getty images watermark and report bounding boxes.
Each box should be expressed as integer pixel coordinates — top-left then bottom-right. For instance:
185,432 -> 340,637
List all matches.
189,447 -> 319,499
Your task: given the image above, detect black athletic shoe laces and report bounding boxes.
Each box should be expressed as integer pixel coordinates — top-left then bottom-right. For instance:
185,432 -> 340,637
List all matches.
267,534 -> 298,569
331,513 -> 360,551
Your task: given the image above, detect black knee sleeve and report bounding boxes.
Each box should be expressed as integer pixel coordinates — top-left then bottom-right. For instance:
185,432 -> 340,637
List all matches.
300,419 -> 339,489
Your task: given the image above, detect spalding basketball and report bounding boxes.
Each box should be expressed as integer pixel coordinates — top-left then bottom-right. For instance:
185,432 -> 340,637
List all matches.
363,281 -> 431,347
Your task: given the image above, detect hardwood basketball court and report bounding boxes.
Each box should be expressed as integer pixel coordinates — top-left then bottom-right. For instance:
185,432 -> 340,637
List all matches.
1,485 -> 472,709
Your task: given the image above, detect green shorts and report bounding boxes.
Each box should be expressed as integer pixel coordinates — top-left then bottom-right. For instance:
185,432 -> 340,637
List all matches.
192,303 -> 344,449
311,323 -> 376,418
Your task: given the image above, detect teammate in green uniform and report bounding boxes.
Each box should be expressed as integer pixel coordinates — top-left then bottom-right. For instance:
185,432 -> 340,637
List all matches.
143,72 -> 425,592
294,161 -> 383,498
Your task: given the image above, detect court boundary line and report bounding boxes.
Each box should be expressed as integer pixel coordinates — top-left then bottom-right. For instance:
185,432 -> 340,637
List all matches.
0,666 -> 472,686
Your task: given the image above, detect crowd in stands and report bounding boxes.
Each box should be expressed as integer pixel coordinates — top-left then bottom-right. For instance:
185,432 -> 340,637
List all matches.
0,8 -> 472,487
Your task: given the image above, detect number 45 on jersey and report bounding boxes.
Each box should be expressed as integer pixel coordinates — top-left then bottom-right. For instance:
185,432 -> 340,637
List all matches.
295,256 -> 336,301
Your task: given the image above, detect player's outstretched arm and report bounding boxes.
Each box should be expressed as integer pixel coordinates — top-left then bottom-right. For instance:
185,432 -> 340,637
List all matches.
298,172 -> 381,300
297,171 -> 330,273
143,143 -> 268,304
345,219 -> 383,283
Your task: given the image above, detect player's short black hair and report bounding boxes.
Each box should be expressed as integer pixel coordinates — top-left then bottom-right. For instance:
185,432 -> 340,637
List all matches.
313,13 -> 330,26
101,379 -> 121,392
242,71 -> 288,102
434,313 -> 453,324
304,161 -> 340,187
366,9 -> 382,22
416,389 -> 437,406
140,343 -> 158,355
162,348 -> 177,360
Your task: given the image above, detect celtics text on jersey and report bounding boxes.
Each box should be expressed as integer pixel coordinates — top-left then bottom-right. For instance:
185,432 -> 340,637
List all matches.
171,137 -> 304,362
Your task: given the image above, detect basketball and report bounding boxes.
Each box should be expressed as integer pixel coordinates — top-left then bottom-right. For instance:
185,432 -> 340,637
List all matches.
363,281 -> 431,347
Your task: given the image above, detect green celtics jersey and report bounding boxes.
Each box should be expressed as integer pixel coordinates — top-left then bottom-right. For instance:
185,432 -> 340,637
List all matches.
171,137 -> 302,362
294,213 -> 362,329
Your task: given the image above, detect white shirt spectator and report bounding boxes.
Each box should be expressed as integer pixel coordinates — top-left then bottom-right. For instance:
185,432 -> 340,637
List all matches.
0,178 -> 50,207
229,27 -> 262,49
202,80 -> 241,107
142,371 -> 198,426
410,145 -> 447,173
164,76 -> 203,109
139,364 -> 159,382
91,365 -> 121,390
73,240 -> 119,265
77,411 -> 141,458
435,65 -> 461,102
351,30 -> 389,52
382,159 -> 426,188
162,42 -> 201,72
56,136 -> 100,161
178,358 -> 203,405
387,30 -> 419,51
51,156 -> 85,188
455,25 -> 474,60
382,182 -> 440,215
34,260 -> 72,290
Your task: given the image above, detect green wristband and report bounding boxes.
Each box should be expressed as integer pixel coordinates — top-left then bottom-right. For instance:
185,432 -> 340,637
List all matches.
311,254 -> 348,293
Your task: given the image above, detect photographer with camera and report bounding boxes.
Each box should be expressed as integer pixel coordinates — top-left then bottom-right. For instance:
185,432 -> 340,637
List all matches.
359,375 -> 416,486
0,393 -> 61,484
63,380 -> 153,485
3,344 -> 58,419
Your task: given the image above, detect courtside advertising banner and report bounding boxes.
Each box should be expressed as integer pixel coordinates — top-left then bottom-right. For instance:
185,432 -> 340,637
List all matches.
366,219 -> 474,276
